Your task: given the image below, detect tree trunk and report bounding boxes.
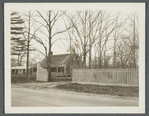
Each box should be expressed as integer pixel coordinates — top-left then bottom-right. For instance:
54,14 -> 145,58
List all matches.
113,43 -> 116,68
83,11 -> 87,69
83,50 -> 86,69
27,12 -> 30,81
89,46 -> 91,69
48,10 -> 52,82
99,41 -> 102,69
18,55 -> 19,66
99,18 -> 102,69
133,17 -> 136,68
89,11 -> 92,69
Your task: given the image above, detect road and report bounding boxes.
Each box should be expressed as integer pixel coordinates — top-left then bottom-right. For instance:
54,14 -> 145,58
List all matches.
11,87 -> 139,107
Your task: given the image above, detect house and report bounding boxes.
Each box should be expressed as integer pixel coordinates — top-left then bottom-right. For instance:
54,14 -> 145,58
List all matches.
40,53 -> 82,77
11,66 -> 30,75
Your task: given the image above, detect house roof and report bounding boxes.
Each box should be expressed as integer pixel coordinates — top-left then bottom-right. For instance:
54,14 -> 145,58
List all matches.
11,66 -> 30,69
40,54 -> 71,67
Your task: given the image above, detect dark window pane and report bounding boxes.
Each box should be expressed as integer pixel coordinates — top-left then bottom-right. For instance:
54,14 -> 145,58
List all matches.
51,67 -> 57,72
23,69 -> 25,74
33,68 -> 37,72
16,69 -> 18,74
58,67 -> 64,73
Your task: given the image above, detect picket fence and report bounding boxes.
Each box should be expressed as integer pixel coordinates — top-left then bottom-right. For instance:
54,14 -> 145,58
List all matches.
72,68 -> 139,86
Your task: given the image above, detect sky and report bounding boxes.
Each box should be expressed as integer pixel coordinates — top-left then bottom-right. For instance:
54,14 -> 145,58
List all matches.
8,3 -> 145,64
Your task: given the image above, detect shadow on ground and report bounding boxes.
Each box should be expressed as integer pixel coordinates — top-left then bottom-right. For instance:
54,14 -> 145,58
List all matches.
54,83 -> 139,97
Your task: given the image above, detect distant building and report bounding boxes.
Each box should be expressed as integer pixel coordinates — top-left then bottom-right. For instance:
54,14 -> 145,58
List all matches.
11,66 -> 30,75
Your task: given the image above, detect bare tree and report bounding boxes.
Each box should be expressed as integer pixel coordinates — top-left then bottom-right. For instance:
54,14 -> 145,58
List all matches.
112,13 -> 126,68
115,41 -> 129,68
65,10 -> 102,68
122,12 -> 139,68
33,10 -> 72,81
97,12 -> 120,68
21,11 -> 41,80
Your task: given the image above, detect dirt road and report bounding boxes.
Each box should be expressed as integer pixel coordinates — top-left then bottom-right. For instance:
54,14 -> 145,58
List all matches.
11,87 -> 139,107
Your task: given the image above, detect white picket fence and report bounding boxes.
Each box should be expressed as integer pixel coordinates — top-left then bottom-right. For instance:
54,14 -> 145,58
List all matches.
72,68 -> 139,85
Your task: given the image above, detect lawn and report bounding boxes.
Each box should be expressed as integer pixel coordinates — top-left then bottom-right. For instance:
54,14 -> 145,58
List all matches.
54,83 -> 139,97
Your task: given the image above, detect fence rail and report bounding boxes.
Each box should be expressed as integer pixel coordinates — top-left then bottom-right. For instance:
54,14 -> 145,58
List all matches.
72,68 -> 139,85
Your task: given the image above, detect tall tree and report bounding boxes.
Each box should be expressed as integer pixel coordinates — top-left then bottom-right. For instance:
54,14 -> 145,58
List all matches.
112,14 -> 125,68
65,10 -> 102,68
97,11 -> 114,68
33,10 -> 71,81
21,11 -> 41,80
11,12 -> 26,66
122,12 -> 139,68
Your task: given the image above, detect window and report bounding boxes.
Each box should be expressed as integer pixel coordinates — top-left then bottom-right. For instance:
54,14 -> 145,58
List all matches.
33,68 -> 37,72
58,67 -> 64,73
16,69 -> 18,74
23,69 -> 26,74
12,69 -> 15,74
51,67 -> 57,72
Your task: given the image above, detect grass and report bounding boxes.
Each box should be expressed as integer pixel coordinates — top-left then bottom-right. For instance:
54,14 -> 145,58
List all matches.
50,77 -> 72,82
54,83 -> 139,97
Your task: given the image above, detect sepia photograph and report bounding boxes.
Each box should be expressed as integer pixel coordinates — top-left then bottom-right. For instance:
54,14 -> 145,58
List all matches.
5,3 -> 145,113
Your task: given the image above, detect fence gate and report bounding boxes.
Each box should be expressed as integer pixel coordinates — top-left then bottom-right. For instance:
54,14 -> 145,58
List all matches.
37,62 -> 48,81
